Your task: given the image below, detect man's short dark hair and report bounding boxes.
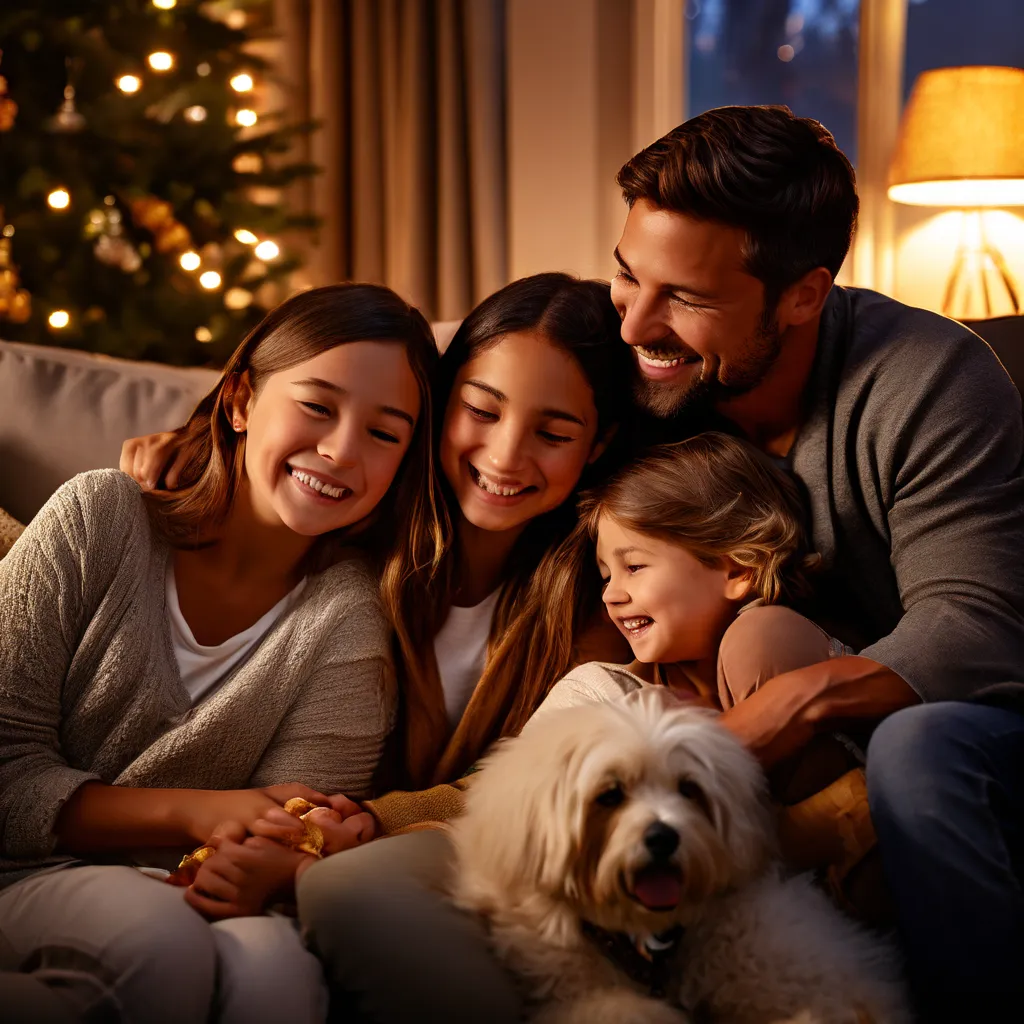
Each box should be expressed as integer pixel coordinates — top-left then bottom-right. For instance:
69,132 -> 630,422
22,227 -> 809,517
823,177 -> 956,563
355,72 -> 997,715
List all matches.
616,106 -> 859,304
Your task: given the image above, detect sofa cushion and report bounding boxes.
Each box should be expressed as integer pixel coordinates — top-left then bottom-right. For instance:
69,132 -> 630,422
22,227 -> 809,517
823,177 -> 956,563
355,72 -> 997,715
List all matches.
0,340 -> 217,523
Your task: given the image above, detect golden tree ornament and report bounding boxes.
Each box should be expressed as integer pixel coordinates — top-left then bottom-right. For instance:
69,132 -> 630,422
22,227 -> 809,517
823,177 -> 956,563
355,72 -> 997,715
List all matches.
0,225 -> 32,324
0,51 -> 17,132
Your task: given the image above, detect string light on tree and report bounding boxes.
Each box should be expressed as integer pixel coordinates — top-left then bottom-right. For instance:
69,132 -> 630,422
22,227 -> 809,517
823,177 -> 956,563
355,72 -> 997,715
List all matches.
148,52 -> 174,72
234,228 -> 258,245
184,105 -> 207,123
235,109 -> 257,127
48,310 -> 70,329
196,62 -> 211,77
232,152 -> 262,174
195,326 -> 213,343
224,287 -> 253,310
116,75 -> 142,94
199,270 -> 222,290
254,240 -> 279,261
179,250 -> 201,271
226,10 -> 247,29
230,73 -> 254,93
153,0 -> 177,9
47,188 -> 70,210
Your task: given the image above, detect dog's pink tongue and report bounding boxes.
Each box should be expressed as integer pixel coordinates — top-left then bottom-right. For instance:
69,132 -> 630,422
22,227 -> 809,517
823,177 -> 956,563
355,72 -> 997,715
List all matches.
633,868 -> 681,910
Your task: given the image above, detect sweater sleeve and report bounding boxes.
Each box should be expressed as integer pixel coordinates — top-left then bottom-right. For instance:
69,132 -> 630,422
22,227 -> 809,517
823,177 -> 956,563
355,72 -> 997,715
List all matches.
859,332 -> 1024,700
0,472 -> 135,857
249,578 -> 397,800
527,662 -> 643,724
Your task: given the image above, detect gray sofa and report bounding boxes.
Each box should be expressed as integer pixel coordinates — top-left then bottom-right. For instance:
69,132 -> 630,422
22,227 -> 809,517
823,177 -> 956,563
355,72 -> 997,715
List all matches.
0,316 -> 1019,526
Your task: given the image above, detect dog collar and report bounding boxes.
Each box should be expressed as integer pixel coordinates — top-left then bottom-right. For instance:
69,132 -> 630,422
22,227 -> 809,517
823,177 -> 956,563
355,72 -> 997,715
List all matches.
582,922 -> 685,999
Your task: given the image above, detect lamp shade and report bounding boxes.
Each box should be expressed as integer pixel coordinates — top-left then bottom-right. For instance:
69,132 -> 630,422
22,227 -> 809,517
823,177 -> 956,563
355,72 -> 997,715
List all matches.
888,66 -> 1024,207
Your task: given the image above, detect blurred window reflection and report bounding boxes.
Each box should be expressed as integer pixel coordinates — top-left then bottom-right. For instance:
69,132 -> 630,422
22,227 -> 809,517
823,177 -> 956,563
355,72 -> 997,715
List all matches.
686,0 -> 860,164
904,0 -> 1024,99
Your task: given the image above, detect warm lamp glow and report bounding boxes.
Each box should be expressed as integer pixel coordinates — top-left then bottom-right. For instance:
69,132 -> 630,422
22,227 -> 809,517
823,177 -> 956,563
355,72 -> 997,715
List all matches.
235,109 -> 257,127
888,66 -> 1024,208
230,73 -> 254,93
47,189 -> 70,210
199,271 -> 222,289
116,75 -> 142,94
889,66 -> 1024,318
254,240 -> 279,261
234,228 -> 258,244
179,250 -> 201,271
48,310 -> 70,329
153,0 -> 177,9
148,52 -> 175,72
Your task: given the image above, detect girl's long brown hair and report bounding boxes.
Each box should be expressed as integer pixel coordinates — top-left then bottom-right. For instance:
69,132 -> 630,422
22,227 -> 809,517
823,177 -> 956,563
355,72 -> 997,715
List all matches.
144,283 -> 446,580
386,273 -> 633,787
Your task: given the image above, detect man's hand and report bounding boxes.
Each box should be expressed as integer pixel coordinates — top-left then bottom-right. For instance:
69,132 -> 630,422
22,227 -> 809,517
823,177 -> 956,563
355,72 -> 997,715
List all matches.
119,430 -> 185,491
250,803 -> 376,857
184,822 -> 314,919
718,655 -> 919,767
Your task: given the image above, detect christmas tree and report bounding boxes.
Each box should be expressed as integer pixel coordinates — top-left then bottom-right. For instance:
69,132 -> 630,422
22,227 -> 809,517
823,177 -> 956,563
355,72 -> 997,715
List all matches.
0,0 -> 318,365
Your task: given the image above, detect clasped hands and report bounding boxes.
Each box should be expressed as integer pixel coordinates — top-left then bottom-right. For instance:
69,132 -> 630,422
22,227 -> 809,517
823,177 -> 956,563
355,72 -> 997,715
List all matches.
182,786 -> 375,920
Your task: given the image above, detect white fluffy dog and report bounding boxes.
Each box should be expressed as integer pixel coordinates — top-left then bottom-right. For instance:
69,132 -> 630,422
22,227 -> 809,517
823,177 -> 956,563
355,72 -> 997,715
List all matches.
451,690 -> 910,1024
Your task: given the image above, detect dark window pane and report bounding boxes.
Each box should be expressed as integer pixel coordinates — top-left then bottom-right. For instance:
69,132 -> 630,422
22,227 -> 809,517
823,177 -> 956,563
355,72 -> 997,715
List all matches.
904,0 -> 1024,99
686,0 -> 860,165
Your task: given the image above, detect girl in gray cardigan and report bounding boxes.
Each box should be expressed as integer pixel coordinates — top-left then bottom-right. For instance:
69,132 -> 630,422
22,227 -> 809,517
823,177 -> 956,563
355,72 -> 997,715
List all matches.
0,284 -> 443,1024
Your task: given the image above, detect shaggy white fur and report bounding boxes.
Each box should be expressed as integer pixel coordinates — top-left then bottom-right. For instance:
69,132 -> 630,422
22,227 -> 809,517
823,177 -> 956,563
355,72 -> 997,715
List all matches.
451,689 -> 910,1024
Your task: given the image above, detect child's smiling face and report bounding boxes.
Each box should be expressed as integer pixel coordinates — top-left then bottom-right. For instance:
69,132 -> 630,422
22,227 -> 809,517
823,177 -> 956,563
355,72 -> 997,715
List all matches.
596,514 -> 751,665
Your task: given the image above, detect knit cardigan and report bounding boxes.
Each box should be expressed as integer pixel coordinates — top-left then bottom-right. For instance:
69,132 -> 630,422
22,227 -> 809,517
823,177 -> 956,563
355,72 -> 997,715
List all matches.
0,470 -> 396,888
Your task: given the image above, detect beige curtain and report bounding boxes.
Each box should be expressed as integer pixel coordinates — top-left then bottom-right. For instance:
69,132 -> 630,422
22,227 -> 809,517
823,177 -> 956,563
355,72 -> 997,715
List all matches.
274,0 -> 508,322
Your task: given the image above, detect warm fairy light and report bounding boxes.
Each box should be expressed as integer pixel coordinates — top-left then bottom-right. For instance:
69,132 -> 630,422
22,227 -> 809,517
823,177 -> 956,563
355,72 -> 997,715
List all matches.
233,228 -> 258,245
196,62 -> 212,77
254,240 -> 279,261
183,105 -> 207,123
195,326 -> 213,343
777,44 -> 795,62
148,52 -> 175,72
230,73 -> 254,93
153,0 -> 177,9
117,75 -> 142,94
199,270 -> 222,290
224,287 -> 253,310
235,109 -> 258,128
48,310 -> 70,329
47,189 -> 71,210
179,250 -> 201,271
226,10 -> 247,29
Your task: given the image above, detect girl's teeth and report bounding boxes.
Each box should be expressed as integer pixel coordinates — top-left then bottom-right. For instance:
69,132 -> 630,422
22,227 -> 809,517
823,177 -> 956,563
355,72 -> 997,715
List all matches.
623,617 -> 652,630
473,469 -> 525,497
292,468 -> 346,499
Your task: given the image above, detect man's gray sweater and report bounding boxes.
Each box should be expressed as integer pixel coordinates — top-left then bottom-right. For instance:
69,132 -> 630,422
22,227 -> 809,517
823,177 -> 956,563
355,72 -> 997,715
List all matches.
789,286 -> 1024,704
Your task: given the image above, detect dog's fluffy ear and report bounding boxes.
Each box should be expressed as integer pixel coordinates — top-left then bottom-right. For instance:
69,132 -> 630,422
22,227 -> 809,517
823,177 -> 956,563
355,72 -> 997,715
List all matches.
453,711 -> 588,905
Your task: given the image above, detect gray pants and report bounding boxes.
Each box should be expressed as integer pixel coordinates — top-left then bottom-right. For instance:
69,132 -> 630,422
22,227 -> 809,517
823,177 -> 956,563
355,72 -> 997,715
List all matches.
0,864 -> 327,1024
297,830 -> 522,1023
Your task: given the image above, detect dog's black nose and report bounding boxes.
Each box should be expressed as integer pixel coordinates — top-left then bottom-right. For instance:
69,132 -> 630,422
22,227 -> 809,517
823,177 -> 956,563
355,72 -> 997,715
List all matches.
643,821 -> 679,860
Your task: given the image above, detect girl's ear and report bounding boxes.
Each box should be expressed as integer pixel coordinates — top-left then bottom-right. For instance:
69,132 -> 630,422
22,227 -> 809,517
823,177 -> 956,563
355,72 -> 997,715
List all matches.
723,561 -> 754,602
586,423 -> 618,466
223,371 -> 254,432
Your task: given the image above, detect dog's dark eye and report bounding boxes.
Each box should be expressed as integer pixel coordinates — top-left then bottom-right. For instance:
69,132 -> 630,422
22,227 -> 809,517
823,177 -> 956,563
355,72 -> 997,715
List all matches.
678,779 -> 704,802
596,784 -> 625,808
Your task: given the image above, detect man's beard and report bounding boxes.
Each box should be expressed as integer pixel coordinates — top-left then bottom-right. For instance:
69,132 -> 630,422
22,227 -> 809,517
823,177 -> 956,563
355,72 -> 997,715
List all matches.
630,307 -> 783,420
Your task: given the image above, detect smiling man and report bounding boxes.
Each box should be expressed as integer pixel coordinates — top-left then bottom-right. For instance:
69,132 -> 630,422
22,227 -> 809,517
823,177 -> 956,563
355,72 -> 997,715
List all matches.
611,106 -> 1024,1022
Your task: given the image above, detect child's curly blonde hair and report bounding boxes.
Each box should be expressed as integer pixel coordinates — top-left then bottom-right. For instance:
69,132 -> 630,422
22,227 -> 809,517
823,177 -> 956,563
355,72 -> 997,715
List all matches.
579,431 -> 819,604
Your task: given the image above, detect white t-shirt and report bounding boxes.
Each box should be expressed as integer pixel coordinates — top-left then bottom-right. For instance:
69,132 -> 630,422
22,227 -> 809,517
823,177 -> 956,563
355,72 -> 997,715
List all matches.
434,589 -> 501,726
166,562 -> 308,705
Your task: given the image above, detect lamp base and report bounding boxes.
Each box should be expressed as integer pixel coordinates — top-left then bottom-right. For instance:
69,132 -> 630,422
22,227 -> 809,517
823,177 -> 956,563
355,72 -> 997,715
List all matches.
942,210 -> 1022,320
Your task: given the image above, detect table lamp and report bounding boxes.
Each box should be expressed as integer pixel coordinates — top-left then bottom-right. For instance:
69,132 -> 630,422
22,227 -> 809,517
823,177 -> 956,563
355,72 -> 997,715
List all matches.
888,65 -> 1024,318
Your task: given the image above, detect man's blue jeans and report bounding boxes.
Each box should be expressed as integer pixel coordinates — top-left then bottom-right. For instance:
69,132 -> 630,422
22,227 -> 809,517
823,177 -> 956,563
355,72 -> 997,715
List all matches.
867,702 -> 1024,1022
